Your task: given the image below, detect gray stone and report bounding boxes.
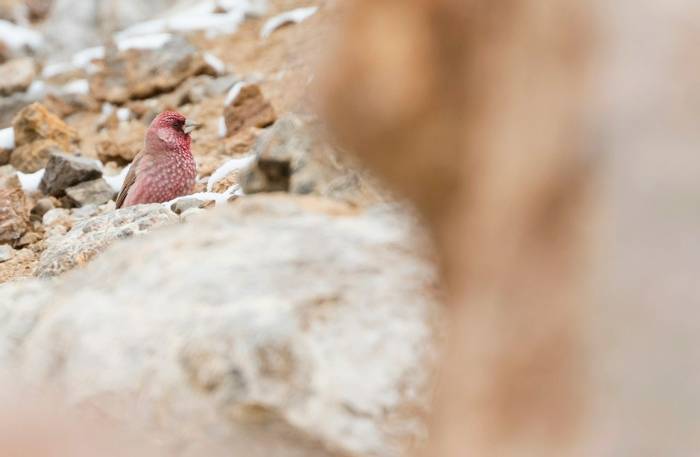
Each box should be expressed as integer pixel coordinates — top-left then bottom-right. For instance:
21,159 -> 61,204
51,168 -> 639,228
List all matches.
39,151 -> 102,197
36,203 -> 177,277
65,178 -> 116,207
170,196 -> 215,215
241,115 -> 381,204
30,197 -> 57,221
0,195 -> 440,457
0,245 -> 13,262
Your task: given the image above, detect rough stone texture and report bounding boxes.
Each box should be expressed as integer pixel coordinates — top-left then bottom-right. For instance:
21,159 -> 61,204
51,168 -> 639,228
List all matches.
170,196 -> 215,215
90,36 -> 218,103
0,57 -> 36,96
0,245 -> 12,262
0,186 -> 31,246
95,120 -> 146,165
36,203 -> 178,277
65,178 -> 116,207
10,103 -> 81,173
39,151 -> 102,197
242,115 -> 382,204
0,194 -> 439,457
12,102 -> 80,149
10,139 -> 58,173
224,83 -> 276,138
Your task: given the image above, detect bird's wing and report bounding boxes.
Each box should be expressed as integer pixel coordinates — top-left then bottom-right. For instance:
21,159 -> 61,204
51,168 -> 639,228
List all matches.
115,151 -> 143,209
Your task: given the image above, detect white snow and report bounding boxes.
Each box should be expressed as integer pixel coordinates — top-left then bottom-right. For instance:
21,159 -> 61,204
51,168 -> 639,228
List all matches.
0,19 -> 43,51
62,79 -> 90,95
26,80 -> 46,97
101,103 -> 115,117
224,80 -> 245,106
72,46 -> 105,68
207,154 -> 257,192
167,184 -> 243,209
41,62 -> 74,79
17,169 -> 45,193
115,10 -> 245,41
217,116 -> 228,138
203,52 -> 226,75
116,108 -> 131,122
104,164 -> 131,193
117,33 -> 172,51
260,6 -> 318,39
0,128 -> 14,150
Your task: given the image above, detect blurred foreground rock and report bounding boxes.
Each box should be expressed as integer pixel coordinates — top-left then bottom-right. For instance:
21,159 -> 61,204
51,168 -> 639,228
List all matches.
0,194 -> 440,457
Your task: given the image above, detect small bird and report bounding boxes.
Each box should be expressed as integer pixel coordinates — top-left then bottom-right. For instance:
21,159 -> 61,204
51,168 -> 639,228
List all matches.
116,111 -> 198,208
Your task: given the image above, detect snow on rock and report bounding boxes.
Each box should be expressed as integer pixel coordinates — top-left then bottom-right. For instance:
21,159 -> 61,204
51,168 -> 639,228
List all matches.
41,62 -> 74,79
207,155 -> 257,192
203,52 -> 226,75
103,164 -> 131,193
260,6 -> 318,39
117,33 -> 172,51
0,128 -> 15,150
26,80 -> 46,97
224,80 -> 245,106
217,115 -> 228,138
0,19 -> 43,51
17,169 -> 45,193
61,79 -> 89,95
116,108 -> 131,122
72,46 -> 105,68
116,10 -> 245,41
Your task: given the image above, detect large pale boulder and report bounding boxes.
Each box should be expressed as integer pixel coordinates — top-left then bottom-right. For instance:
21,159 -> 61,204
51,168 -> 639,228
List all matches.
0,195 -> 441,457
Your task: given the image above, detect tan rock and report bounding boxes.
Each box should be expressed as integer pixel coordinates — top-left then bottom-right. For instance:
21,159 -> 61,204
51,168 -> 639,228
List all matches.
10,139 -> 60,173
224,84 -> 276,138
0,186 -> 31,246
95,120 -> 146,165
12,102 -> 80,148
0,148 -> 9,166
0,57 -> 36,96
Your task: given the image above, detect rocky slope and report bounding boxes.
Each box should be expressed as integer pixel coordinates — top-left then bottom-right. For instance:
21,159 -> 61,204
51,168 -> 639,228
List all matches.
0,1 -> 443,456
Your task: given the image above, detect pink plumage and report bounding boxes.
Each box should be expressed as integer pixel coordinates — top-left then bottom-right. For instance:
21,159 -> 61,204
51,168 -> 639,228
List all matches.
116,111 -> 197,208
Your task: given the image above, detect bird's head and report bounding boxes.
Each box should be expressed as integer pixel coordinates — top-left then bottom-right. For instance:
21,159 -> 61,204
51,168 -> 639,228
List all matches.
146,111 -> 200,154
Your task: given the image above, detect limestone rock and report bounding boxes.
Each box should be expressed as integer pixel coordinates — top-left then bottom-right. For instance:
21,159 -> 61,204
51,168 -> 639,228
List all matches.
0,57 -> 36,96
10,139 -> 58,173
36,203 -> 177,276
12,102 -> 79,149
223,83 -> 276,138
170,197 -> 215,215
0,195 -> 440,457
65,178 -> 115,207
90,36 -> 218,103
95,120 -> 146,165
242,115 -> 381,204
39,151 -> 102,197
10,103 -> 80,173
0,186 -> 31,246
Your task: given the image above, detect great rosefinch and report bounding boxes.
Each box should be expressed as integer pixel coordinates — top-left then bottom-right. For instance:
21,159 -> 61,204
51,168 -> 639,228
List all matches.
116,111 -> 198,208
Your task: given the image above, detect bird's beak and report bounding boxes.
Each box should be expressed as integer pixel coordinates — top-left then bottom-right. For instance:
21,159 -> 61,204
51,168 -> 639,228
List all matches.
183,119 -> 201,134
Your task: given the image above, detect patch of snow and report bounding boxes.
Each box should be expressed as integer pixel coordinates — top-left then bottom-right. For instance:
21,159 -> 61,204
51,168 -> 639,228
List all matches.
203,52 -> 226,75
167,184 -> 241,208
224,80 -> 245,106
217,116 -> 228,138
260,6 -> 318,39
62,79 -> 89,95
72,46 -> 105,68
26,80 -> 46,97
0,128 -> 14,150
207,154 -> 257,192
0,20 -> 43,51
116,108 -> 131,122
104,164 -> 131,193
101,103 -> 115,117
17,169 -> 44,193
116,10 -> 245,41
117,33 -> 172,51
41,62 -> 73,79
